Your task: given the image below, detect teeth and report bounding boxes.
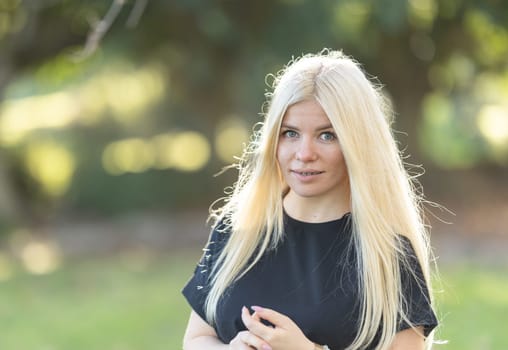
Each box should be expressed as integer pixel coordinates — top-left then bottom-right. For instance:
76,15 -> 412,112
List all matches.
300,172 -> 320,176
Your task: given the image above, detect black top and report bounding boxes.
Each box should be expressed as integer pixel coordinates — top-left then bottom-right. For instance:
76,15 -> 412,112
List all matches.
182,212 -> 437,349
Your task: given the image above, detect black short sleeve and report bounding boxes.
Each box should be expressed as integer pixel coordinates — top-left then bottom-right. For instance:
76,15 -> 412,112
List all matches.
397,237 -> 438,336
182,220 -> 229,323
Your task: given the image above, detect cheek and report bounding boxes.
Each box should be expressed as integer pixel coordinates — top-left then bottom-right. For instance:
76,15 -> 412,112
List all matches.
330,149 -> 346,169
338,156 -> 348,173
275,145 -> 288,181
275,143 -> 288,166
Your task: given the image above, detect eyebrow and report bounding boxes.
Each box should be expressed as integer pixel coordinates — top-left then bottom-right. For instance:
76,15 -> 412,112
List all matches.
281,123 -> 334,131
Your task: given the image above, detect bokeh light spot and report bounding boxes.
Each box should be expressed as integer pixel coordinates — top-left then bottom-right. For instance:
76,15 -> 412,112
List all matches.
170,131 -> 210,172
465,10 -> 508,65
102,138 -> 155,175
215,118 -> 249,163
333,2 -> 370,35
474,72 -> 508,104
408,0 -> 437,29
151,133 -> 175,169
422,93 -> 452,126
104,68 -> 165,122
20,240 -> 61,275
0,92 -> 78,146
477,105 -> 508,147
410,32 -> 436,61
25,140 -> 76,197
102,131 -> 210,174
448,53 -> 475,89
420,92 -> 480,169
0,63 -> 167,146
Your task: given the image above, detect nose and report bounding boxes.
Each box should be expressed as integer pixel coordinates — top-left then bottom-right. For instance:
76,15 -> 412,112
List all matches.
296,137 -> 318,162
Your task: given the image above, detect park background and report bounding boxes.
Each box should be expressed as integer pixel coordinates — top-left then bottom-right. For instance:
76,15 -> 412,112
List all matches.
0,0 -> 507,349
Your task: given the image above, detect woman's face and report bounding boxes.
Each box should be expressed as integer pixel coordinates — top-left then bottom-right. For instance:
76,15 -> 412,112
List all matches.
276,99 -> 349,202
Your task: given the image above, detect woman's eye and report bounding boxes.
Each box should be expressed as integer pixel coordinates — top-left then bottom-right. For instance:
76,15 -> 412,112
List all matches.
282,130 -> 298,138
320,132 -> 336,141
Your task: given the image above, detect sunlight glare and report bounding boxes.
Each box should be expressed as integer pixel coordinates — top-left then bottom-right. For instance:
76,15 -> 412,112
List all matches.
477,105 -> 508,147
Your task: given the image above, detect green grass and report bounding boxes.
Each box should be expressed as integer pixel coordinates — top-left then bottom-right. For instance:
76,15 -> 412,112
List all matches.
0,250 -> 200,350
433,264 -> 508,349
0,252 -> 506,349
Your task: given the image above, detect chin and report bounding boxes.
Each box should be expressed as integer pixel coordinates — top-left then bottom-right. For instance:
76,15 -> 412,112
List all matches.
292,189 -> 326,198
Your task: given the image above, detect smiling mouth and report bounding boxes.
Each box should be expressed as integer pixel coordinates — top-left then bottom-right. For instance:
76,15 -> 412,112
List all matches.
293,171 -> 324,176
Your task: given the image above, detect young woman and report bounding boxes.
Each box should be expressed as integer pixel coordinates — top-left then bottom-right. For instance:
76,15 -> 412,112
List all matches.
182,50 -> 438,350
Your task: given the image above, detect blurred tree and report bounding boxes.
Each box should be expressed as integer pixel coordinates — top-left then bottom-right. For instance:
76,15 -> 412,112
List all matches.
0,0 -> 507,224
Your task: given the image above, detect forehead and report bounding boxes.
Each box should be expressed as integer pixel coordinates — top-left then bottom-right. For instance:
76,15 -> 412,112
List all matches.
282,99 -> 331,126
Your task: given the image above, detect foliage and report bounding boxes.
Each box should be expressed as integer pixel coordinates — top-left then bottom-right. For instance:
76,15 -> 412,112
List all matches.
0,0 -> 507,220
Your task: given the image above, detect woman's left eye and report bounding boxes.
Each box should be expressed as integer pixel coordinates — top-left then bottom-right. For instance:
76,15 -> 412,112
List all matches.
320,132 -> 336,141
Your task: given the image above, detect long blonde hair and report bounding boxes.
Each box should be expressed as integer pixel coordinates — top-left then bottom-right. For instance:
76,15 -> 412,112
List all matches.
205,49 -> 436,349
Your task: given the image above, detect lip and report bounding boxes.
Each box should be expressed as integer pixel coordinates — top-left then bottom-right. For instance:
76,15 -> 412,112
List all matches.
290,169 -> 324,181
291,169 -> 324,175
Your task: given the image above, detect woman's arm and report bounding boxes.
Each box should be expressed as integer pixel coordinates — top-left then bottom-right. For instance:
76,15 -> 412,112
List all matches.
389,326 -> 425,350
183,311 -> 227,349
183,310 -> 273,350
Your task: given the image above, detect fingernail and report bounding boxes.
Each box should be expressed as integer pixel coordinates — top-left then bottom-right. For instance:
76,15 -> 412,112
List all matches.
251,305 -> 263,312
262,345 -> 272,350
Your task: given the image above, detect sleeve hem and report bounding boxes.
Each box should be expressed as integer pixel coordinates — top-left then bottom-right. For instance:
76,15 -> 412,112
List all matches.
182,282 -> 209,324
397,321 -> 438,337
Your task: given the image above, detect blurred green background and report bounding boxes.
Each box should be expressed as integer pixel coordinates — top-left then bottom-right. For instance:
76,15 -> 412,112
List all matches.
0,0 -> 507,349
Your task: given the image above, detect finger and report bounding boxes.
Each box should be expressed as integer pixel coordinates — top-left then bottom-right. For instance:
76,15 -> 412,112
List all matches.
238,330 -> 272,350
250,305 -> 290,328
251,311 -> 262,322
241,306 -> 274,340
232,339 -> 253,350
230,331 -> 252,350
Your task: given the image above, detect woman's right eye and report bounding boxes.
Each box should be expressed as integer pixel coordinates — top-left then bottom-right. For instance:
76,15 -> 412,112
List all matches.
282,130 -> 298,138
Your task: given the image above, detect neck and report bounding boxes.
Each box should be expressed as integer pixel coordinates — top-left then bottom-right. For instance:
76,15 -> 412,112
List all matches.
283,190 -> 351,223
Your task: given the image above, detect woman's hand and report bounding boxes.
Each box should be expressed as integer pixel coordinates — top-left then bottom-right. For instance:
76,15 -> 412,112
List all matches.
241,306 -> 314,350
230,311 -> 273,350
